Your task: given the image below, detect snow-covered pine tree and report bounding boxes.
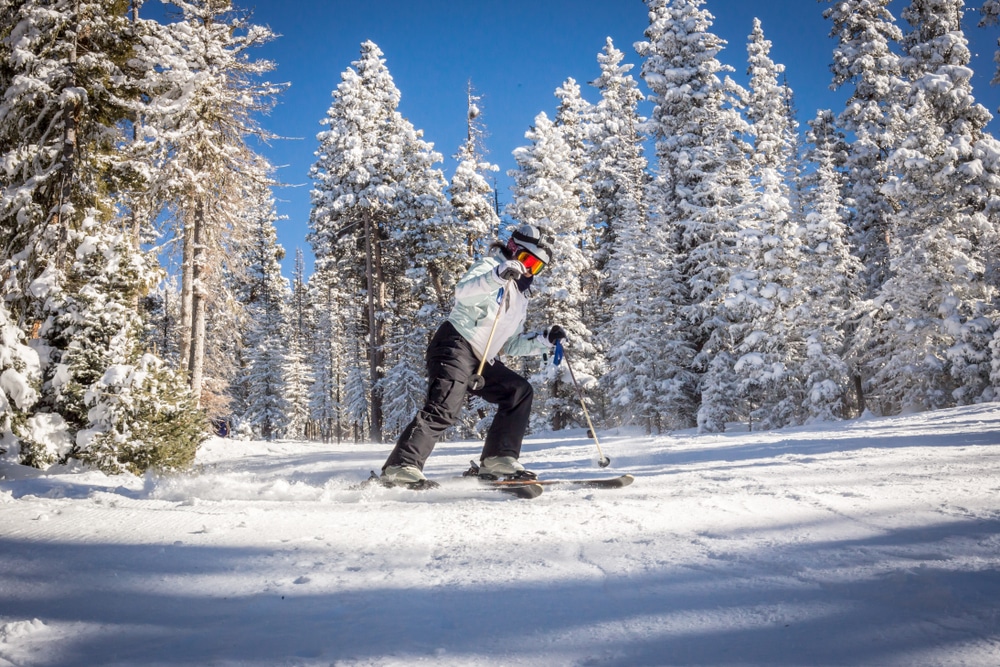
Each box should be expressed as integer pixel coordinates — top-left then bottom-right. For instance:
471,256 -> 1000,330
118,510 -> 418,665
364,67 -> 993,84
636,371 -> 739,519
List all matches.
284,249 -> 313,440
0,0 -> 138,380
554,78 -> 596,252
585,37 -> 672,432
794,110 -> 863,423
343,328 -> 370,442
446,85 -> 502,439
0,0 -> 204,471
309,42 -> 391,443
721,18 -> 803,430
587,39 -> 648,328
867,0 -> 1000,413
115,1 -> 167,253
824,0 -> 906,299
380,111 -> 457,442
552,78 -> 602,430
636,0 -> 754,432
308,276 -> 348,443
979,0 -> 1000,87
136,0 -> 283,405
309,41 -> 451,442
0,295 -> 40,461
142,276 -> 182,365
49,224 -> 203,474
235,203 -> 291,441
450,84 -> 500,259
508,109 -> 595,432
379,323 -> 428,439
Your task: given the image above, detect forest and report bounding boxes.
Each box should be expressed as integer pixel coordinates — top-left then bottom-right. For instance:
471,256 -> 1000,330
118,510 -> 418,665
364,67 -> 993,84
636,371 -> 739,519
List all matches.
2,0 -> 1000,474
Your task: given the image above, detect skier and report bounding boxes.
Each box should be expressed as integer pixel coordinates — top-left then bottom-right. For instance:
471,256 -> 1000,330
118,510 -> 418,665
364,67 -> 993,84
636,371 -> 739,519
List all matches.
381,223 -> 566,485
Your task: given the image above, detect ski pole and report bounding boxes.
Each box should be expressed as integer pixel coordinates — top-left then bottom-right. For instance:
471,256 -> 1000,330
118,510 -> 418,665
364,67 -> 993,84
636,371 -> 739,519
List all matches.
556,341 -> 611,468
469,279 -> 512,391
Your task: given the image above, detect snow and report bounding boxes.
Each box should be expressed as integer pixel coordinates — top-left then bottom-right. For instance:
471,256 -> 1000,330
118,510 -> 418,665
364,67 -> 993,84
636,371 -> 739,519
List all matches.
21,412 -> 73,461
2,405 -> 1000,666
0,368 -> 36,411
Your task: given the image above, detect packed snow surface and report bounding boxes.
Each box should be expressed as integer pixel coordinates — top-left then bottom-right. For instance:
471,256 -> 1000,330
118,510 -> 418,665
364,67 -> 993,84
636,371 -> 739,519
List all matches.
2,405 -> 999,666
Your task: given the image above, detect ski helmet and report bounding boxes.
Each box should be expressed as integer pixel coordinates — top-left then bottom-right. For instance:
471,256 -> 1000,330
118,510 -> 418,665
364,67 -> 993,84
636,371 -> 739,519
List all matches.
506,223 -> 551,266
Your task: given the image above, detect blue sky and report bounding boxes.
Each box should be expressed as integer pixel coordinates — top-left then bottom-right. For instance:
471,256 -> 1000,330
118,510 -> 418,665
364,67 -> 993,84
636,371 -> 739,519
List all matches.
233,0 -> 1000,277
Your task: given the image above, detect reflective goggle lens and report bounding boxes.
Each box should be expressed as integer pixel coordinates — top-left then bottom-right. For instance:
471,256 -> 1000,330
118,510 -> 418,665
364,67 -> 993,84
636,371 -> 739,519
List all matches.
515,249 -> 546,275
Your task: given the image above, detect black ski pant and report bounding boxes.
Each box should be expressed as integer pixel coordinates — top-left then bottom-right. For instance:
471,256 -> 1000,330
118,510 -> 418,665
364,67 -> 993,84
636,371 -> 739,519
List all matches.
382,321 -> 534,472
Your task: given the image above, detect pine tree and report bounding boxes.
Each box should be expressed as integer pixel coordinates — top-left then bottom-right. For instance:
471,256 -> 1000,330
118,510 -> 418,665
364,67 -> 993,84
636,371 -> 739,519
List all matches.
978,0 -> 1000,87
0,0 -> 204,471
380,114 -> 457,442
283,250 -> 313,440
137,0 -> 283,405
308,276 -> 348,443
509,110 -> 595,432
343,329 -> 370,442
380,324 -> 427,438
824,0 -> 906,299
636,0 -> 754,432
795,110 -> 863,422
866,0 -> 1000,413
309,41 -> 391,443
450,84 -> 500,259
0,295 -> 41,460
446,86 -> 502,439
722,18 -> 802,430
0,0 -> 137,367
554,78 -> 596,248
236,206 -> 291,440
309,41 -> 451,442
585,37 -> 670,432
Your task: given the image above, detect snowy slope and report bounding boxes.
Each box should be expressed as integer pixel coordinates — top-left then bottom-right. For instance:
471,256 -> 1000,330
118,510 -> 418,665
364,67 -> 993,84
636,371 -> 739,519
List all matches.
1,405 -> 999,667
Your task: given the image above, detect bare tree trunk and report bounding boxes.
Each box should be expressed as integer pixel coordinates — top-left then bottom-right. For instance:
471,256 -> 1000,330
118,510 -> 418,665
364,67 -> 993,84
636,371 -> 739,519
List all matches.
854,374 -> 866,417
364,211 -> 384,442
51,0 -> 81,274
187,200 -> 207,404
179,220 -> 194,373
129,0 -> 142,247
333,285 -> 343,445
552,379 -> 565,432
373,218 -> 387,441
427,266 -> 448,311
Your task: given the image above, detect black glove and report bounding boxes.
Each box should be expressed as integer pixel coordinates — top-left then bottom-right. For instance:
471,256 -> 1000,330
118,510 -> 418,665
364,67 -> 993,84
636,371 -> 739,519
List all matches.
544,325 -> 566,344
496,259 -> 527,281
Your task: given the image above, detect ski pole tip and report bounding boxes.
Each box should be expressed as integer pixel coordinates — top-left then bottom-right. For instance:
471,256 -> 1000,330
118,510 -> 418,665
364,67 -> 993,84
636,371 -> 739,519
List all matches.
598,456 -> 611,468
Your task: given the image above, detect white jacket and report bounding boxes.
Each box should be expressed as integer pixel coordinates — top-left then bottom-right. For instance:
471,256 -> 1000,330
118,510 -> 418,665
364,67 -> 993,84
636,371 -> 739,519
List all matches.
447,255 -> 550,362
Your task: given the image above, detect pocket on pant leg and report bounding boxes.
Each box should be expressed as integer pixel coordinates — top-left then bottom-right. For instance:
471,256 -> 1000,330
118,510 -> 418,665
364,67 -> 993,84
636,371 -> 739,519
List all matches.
421,377 -> 466,426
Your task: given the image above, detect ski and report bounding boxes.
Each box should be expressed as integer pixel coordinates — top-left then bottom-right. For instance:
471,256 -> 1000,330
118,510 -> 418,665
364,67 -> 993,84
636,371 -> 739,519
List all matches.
463,461 -> 634,490
489,474 -> 634,490
499,475 -> 635,489
360,471 -> 543,499
478,480 -> 545,499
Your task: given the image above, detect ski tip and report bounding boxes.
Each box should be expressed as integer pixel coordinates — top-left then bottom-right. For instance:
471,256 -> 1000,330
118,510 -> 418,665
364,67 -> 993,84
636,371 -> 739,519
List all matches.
569,473 -> 635,489
501,483 -> 543,499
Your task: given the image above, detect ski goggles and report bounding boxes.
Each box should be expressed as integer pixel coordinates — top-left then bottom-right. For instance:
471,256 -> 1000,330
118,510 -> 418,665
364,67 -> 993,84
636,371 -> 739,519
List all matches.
514,248 -> 547,276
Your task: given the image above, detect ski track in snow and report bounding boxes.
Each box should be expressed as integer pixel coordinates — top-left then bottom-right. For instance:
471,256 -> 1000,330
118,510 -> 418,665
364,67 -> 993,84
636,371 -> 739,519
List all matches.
1,405 -> 1000,666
